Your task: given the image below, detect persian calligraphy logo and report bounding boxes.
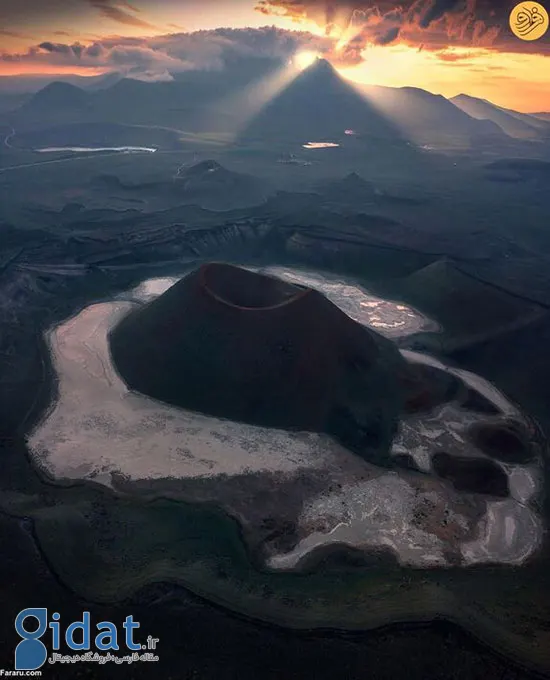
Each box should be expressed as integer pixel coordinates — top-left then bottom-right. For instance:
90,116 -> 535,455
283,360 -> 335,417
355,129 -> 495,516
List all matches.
509,2 -> 549,40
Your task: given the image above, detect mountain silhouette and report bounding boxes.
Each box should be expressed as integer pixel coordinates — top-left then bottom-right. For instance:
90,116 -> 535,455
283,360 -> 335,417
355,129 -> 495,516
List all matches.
22,81 -> 90,112
358,84 -> 506,145
451,94 -> 550,140
10,60 -> 539,149
16,81 -> 93,128
397,260 -> 545,349
316,172 -> 427,208
240,58 -> 403,143
109,262 -> 409,466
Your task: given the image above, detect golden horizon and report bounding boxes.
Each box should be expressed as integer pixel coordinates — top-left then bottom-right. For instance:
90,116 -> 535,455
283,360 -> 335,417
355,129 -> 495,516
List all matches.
0,12 -> 549,113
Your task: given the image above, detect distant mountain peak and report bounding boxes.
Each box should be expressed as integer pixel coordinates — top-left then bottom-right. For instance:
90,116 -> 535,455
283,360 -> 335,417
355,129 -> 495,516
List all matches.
39,80 -> 85,94
27,80 -> 89,109
316,172 -> 375,199
306,57 -> 335,73
451,93 -> 548,139
240,56 -> 401,142
297,57 -> 340,84
182,159 -> 223,177
398,86 -> 445,101
344,171 -> 367,183
331,172 -> 373,191
452,93 -> 491,105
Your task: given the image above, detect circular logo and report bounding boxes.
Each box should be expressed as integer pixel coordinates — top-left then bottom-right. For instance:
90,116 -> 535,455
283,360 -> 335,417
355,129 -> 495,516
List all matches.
509,2 -> 549,41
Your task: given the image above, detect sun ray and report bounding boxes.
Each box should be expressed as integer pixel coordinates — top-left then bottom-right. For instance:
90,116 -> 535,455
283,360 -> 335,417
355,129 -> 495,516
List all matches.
293,51 -> 320,70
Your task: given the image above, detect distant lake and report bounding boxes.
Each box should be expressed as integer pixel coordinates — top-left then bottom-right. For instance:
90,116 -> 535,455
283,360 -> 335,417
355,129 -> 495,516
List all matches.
302,142 -> 340,149
35,146 -> 157,154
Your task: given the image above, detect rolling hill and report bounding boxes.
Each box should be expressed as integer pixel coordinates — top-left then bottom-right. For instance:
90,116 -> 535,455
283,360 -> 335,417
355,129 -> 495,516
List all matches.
451,94 -> 550,140
315,172 -> 427,208
90,160 -> 269,210
0,72 -> 122,94
358,84 -> 507,147
393,259 -> 545,350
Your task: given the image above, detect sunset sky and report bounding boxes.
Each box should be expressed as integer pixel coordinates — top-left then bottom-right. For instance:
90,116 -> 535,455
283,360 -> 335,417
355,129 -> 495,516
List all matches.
0,0 -> 549,111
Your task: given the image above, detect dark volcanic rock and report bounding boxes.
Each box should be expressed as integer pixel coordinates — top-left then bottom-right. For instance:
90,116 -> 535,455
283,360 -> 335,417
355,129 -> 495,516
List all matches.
461,388 -> 501,415
259,518 -> 299,554
432,452 -> 509,497
295,542 -> 398,574
484,159 -> 550,183
399,363 -> 460,414
392,453 -> 421,472
468,421 -> 535,464
109,262 -> 409,466
91,160 -> 268,210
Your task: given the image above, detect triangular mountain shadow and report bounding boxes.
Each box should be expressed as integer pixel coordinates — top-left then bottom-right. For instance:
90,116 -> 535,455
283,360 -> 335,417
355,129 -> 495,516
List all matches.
239,58 -> 406,144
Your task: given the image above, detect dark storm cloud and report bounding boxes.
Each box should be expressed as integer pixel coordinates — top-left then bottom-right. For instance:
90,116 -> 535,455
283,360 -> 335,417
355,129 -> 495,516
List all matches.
0,0 -> 548,78
0,29 -> 36,40
0,26 -> 332,76
376,25 -> 400,43
39,41 -> 75,53
417,0 -> 466,28
255,0 -> 550,56
0,0 -> 159,33
87,0 -> 159,29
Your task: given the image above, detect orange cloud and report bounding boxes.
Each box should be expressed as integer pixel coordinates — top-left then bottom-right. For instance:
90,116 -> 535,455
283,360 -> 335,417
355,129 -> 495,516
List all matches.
254,0 -> 550,62
0,29 -> 36,40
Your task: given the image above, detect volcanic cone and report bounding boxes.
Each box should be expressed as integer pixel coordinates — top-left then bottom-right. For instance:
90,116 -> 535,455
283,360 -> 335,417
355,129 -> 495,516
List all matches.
109,263 -> 409,465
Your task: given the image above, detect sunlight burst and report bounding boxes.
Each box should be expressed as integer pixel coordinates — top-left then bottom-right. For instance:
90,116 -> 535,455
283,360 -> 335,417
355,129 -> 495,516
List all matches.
294,51 -> 319,70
